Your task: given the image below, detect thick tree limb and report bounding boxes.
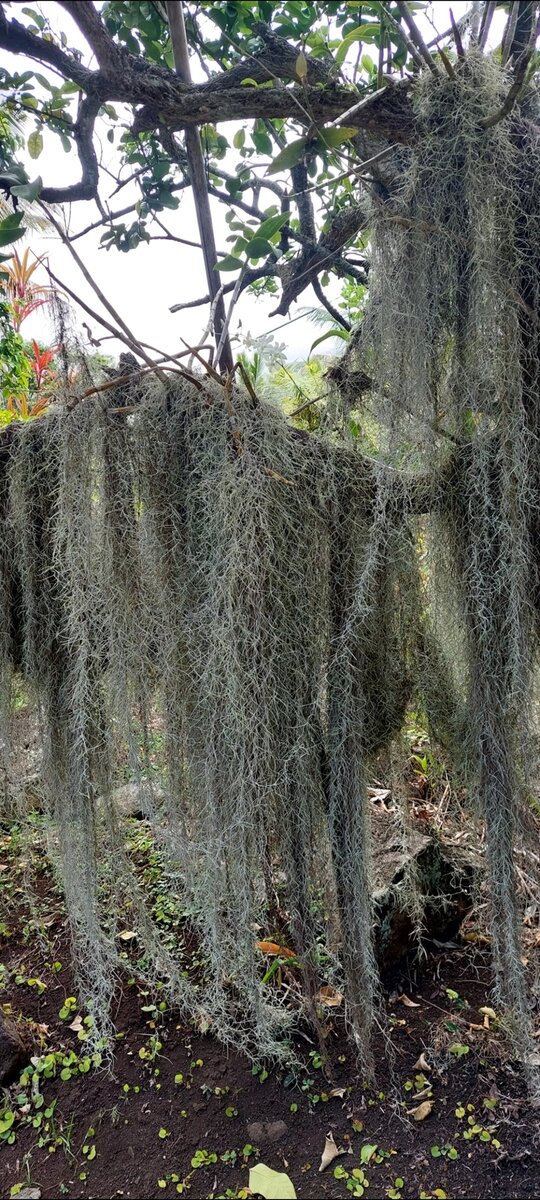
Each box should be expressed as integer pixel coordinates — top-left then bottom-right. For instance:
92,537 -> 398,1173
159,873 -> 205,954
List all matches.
132,79 -> 414,141
0,4 -> 415,139
0,4 -> 95,89
40,94 -> 100,204
58,1 -> 125,69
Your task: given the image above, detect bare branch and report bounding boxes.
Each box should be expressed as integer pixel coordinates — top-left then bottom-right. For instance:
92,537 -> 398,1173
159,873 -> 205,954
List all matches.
169,266 -> 274,313
481,4 -> 538,129
166,0 -> 233,374
58,1 -> 123,69
478,1 -> 497,51
41,94 -> 100,204
449,8 -> 466,60
395,2 -> 439,73
41,203 -> 165,376
312,277 -> 351,331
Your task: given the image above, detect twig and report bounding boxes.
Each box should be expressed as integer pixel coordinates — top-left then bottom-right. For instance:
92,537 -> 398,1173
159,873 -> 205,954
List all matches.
438,49 -> 456,80
449,8 -> 466,60
44,263 -> 164,367
478,1 -> 497,51
187,285 -> 224,371
395,2 -> 439,72
40,202 -> 166,379
69,180 -> 190,242
288,394 -> 324,419
166,0 -> 233,373
480,10 -> 537,128
327,86 -> 390,129
312,277 -> 351,331
378,22 -> 386,90
380,5 -> 430,73
501,1 -> 519,65
215,270 -> 244,369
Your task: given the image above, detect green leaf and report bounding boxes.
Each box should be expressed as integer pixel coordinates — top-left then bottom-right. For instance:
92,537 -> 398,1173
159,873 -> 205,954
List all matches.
336,24 -> 381,66
27,130 -> 43,159
157,191 -> 179,209
252,129 -> 273,155
0,212 -> 24,231
216,255 -> 243,272
233,128 -> 245,149
0,167 -> 27,185
255,212 -> 290,241
266,138 -> 307,175
245,236 -> 275,260
0,212 -> 25,248
318,126 -> 358,149
60,133 -> 72,153
449,1043 -> 470,1057
249,1164 -> 297,1199
11,176 -> 42,202
309,328 -> 349,356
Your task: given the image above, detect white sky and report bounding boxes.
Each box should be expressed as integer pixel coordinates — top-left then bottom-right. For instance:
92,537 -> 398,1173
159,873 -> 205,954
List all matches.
3,1 -> 479,364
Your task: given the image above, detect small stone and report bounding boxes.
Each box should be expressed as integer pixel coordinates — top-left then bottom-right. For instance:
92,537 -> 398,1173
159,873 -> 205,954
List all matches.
16,1190 -> 41,1200
0,1014 -> 29,1086
97,782 -> 166,820
247,1120 -> 287,1144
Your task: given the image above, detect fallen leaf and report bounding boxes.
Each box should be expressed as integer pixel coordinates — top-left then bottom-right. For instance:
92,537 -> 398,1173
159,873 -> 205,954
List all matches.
399,994 -> 420,1008
408,1099 -> 434,1121
414,1052 -> 431,1071
255,940 -> 296,959
316,985 -> 344,1008
69,1014 -> 84,1032
118,930 -> 137,941
328,1086 -> 347,1099
319,1131 -> 352,1173
249,1163 -> 297,1199
368,788 -> 391,802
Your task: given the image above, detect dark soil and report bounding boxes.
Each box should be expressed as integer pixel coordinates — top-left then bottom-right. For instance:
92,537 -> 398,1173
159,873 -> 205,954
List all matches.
1,821 -> 540,1200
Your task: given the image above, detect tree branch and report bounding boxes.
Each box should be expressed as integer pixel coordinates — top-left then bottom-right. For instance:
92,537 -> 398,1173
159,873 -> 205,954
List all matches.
0,4 -> 96,89
166,0 -> 233,374
58,1 -> 124,69
41,94 -> 100,203
0,6 -> 415,144
312,278 -> 351,331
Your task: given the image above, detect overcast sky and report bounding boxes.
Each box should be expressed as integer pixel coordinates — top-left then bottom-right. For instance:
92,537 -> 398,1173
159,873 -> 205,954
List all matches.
5,1 -> 478,365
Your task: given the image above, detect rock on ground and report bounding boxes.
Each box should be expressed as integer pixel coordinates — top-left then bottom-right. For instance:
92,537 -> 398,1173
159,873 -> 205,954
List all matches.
0,1013 -> 29,1086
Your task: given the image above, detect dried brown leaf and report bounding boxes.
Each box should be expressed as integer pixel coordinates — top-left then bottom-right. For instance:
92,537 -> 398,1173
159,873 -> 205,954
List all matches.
408,1099 -> 434,1121
319,1131 -> 352,1173
316,985 -> 343,1008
